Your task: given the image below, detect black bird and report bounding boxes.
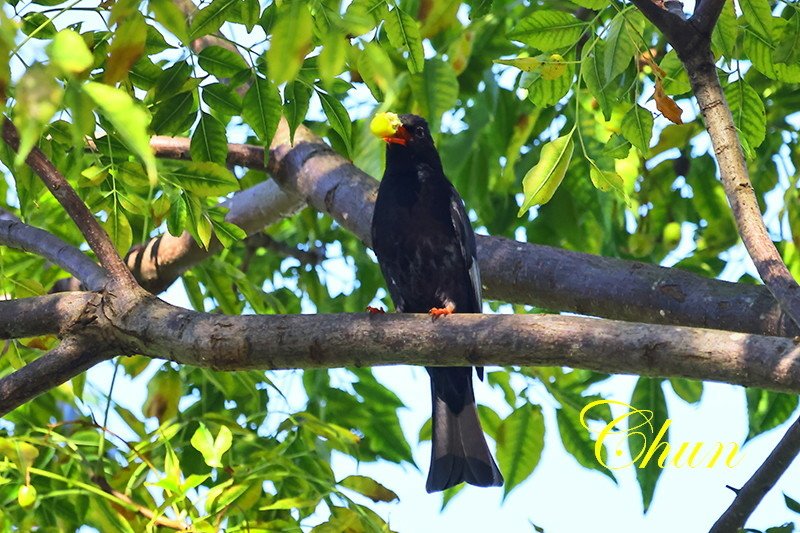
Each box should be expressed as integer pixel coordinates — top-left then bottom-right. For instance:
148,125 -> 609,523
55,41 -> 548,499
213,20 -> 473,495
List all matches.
369,112 -> 503,493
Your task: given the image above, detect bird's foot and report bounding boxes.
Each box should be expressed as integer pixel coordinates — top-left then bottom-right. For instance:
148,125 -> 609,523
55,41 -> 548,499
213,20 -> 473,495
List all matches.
366,306 -> 386,314
428,304 -> 455,320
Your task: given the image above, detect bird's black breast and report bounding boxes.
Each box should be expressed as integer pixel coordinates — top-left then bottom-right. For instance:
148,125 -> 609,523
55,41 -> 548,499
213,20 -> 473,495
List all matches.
371,166 -> 479,314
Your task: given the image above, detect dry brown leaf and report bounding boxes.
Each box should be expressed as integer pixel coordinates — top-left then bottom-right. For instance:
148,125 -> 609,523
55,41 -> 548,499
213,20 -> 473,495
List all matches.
654,78 -> 683,124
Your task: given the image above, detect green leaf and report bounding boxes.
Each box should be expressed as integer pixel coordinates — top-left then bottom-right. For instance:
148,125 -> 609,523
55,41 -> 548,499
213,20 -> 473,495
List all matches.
48,30 -> 93,75
711,0 -> 737,59
317,89 -> 352,158
522,53 -> 575,107
83,82 -> 158,184
384,5 -> 424,74
581,41 -> 613,120
102,209 -> 133,256
410,58 -> 459,131
620,105 -> 653,154
556,407 -> 615,481
746,389 -> 799,440
588,161 -> 625,198
339,475 -> 399,503
21,13 -> 56,39
242,77 -> 281,145
496,403 -> 544,497
630,377 -> 668,513
149,0 -> 189,43
723,79 -> 766,151
142,367 -> 182,422
160,160 -> 239,196
518,131 -> 574,214
198,45 -> 249,78
739,0 -> 774,44
283,81 -> 312,142
668,378 -> 703,404
266,2 -> 313,84
191,423 -> 232,468
357,42 -> 396,101
191,112 -> 228,166
202,82 -> 243,116
319,32 -> 348,84
209,209 -> 247,248
13,64 -> 64,167
744,18 -> 800,82
184,192 -> 213,249
659,50 -> 691,95
774,12 -> 800,65
785,493 -> 800,514
154,62 -> 192,102
507,11 -> 585,51
150,91 -> 195,135
571,0 -> 607,8
189,0 -> 239,40
604,12 -> 642,83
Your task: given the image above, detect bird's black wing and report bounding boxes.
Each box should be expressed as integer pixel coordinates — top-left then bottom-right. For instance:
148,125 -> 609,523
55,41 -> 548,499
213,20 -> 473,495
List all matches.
447,185 -> 485,381
448,185 -> 481,311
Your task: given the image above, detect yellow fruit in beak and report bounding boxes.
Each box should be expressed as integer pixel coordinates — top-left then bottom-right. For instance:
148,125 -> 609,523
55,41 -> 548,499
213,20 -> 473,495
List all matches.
370,112 -> 402,139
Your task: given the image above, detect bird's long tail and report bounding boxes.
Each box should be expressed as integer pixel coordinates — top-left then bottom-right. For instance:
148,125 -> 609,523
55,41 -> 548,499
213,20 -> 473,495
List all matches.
426,368 -> 503,493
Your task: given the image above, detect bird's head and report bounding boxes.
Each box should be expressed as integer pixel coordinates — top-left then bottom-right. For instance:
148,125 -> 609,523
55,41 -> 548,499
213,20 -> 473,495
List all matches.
370,112 -> 435,149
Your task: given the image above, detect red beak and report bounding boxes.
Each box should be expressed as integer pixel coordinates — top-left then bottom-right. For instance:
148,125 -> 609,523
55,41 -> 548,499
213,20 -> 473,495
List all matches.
384,125 -> 411,146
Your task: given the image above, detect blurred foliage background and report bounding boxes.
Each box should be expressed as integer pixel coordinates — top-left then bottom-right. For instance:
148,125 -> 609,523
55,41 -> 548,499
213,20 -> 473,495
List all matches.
0,0 -> 800,530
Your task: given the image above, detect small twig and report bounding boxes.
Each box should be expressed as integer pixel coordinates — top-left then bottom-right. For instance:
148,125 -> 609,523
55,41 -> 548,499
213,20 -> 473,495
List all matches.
92,475 -> 189,531
0,335 -> 112,416
710,417 -> 800,532
0,220 -> 107,290
1,118 -> 136,288
242,233 -> 326,270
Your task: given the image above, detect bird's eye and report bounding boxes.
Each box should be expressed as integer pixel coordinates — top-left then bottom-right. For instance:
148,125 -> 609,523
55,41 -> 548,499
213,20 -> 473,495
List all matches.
415,126 -> 425,137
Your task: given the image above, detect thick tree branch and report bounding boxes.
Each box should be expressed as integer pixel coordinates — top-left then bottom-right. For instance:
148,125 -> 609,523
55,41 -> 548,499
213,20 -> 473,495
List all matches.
0,220 -> 107,290
0,334 -> 112,415
3,290 -> 800,418
85,135 -> 305,293
690,0 -> 726,36
632,3 -> 800,528
0,292 -> 97,338
2,119 -> 135,287
263,121 -> 798,337
710,417 -> 800,532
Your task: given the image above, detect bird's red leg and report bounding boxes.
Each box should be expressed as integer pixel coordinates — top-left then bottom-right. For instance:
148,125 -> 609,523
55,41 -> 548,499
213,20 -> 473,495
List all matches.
366,306 -> 386,314
429,302 -> 455,319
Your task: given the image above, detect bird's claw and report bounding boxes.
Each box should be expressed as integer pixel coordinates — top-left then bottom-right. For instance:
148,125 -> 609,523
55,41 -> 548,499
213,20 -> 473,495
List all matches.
366,306 -> 386,314
428,306 -> 454,319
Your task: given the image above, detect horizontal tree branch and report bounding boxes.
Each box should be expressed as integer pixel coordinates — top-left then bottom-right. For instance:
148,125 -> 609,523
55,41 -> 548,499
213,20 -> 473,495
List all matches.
3,291 -> 800,416
2,119 -> 134,287
0,334 -> 111,415
113,136 -> 304,293
115,297 -> 800,393
0,220 -> 107,290
0,292 -> 97,339
265,120 -> 798,337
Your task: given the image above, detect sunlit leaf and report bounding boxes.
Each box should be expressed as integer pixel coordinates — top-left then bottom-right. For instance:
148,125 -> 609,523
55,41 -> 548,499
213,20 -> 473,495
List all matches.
508,10 -> 585,50
242,77 -> 281,145
384,5 -> 424,74
620,104 -> 653,154
496,402 -> 544,497
84,81 -> 157,184
518,131 -> 574,213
